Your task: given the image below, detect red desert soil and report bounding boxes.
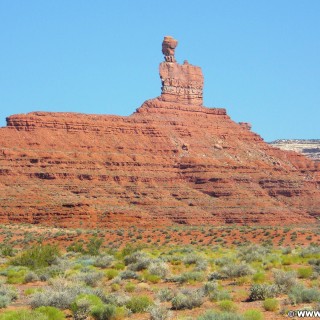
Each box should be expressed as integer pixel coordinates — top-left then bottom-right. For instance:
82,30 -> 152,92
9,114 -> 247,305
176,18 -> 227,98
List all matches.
0,35 -> 319,228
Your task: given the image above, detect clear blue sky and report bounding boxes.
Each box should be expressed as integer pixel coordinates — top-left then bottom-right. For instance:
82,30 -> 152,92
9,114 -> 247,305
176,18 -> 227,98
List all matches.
1,0 -> 319,141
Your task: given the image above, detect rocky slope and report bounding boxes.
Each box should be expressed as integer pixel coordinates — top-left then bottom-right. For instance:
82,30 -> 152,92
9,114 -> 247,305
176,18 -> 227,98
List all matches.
0,36 -> 319,228
270,140 -> 320,161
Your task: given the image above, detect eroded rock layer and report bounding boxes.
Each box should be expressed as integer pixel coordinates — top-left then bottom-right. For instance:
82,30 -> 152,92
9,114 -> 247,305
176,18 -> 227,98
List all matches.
0,36 -> 319,228
1,98 -> 319,228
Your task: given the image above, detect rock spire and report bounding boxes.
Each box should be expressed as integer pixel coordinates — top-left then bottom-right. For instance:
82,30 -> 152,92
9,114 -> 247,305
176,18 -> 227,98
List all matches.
159,36 -> 204,106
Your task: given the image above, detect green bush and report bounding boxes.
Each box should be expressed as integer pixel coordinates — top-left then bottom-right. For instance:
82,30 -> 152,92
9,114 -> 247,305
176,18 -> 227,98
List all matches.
243,310 -> 264,320
11,245 -> 60,270
126,295 -> 153,313
105,269 -> 119,280
86,237 -> 103,256
0,245 -> 14,257
6,268 -> 28,284
252,272 -> 265,283
0,310 -> 47,320
35,306 -> 66,320
218,300 -> 237,312
113,262 -> 125,270
262,298 -> 279,311
124,282 -> 135,292
297,267 -> 313,279
91,304 -> 117,320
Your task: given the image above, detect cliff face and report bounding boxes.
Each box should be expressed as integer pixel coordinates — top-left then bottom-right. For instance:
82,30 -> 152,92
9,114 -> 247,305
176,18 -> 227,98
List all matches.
270,140 -> 320,161
0,36 -> 319,228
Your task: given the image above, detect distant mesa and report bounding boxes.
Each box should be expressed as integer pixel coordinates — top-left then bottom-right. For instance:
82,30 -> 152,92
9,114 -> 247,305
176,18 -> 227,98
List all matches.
270,139 -> 320,161
0,36 -> 319,228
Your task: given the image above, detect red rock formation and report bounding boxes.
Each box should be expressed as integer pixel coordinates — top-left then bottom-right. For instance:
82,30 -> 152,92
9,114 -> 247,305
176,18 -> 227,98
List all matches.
160,36 -> 203,106
0,36 -> 319,228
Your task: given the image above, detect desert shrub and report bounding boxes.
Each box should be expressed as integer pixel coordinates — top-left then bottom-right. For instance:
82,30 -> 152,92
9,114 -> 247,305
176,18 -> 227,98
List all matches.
203,281 -> 218,296
308,259 -> 320,273
124,251 -> 149,265
30,278 -> 90,309
113,262 -> 125,270
126,295 -> 153,313
0,309 -> 47,320
220,263 -> 254,279
248,284 -> 279,301
0,296 -> 10,309
281,247 -> 292,255
94,255 -> 114,268
75,255 -> 95,267
209,288 -> 231,302
157,288 -> 174,302
198,310 -> 243,320
214,257 -> 234,267
104,293 -> 131,306
171,271 -> 205,283
273,269 -> 297,293
194,259 -> 209,272
238,245 -> 268,262
183,254 -> 200,265
105,269 -> 119,280
119,270 -> 139,280
35,306 -> 66,320
25,271 -> 39,283
6,267 -> 28,284
0,245 -> 14,257
243,310 -> 263,320
171,288 -> 204,310
262,298 -> 279,311
71,294 -> 104,320
0,284 -> 18,307
252,272 -> 265,283
148,304 -> 172,320
208,271 -> 227,280
148,261 -> 170,278
86,237 -> 103,256
218,300 -> 237,313
93,305 -> 129,320
143,272 -> 161,283
74,271 -> 104,287
289,284 -> 320,304
11,244 -> 60,270
297,267 -> 313,279
67,241 -> 85,253
300,245 -> 320,258
124,282 -> 135,293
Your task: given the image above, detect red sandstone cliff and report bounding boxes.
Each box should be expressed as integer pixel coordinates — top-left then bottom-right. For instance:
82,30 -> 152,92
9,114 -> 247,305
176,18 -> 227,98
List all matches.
0,36 -> 319,227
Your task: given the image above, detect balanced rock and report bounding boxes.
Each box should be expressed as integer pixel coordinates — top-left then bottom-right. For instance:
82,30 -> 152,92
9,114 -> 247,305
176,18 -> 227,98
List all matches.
159,36 -> 204,106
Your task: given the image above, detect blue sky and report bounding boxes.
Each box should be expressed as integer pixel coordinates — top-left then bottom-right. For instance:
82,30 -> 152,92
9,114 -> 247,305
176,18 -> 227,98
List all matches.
0,0 -> 319,141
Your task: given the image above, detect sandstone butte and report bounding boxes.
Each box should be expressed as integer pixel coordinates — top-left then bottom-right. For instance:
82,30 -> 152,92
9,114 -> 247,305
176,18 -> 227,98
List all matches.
0,36 -> 320,228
